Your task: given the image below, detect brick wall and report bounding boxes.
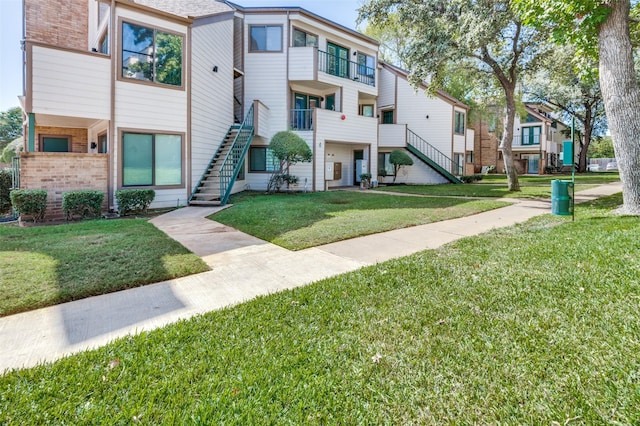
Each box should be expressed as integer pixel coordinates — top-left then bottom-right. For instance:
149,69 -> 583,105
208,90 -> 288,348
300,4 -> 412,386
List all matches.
25,0 -> 88,50
35,126 -> 89,153
19,152 -> 108,220
473,119 -> 502,172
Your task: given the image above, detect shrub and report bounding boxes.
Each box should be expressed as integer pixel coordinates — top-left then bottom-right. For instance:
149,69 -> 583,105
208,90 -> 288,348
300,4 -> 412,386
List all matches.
267,173 -> 298,193
389,150 -> 414,183
115,189 -> 155,216
460,174 -> 484,183
62,190 -> 104,220
0,169 -> 12,214
10,189 -> 47,222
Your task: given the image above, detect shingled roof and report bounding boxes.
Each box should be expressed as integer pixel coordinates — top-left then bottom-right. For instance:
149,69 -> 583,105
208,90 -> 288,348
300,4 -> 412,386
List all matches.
128,0 -> 233,18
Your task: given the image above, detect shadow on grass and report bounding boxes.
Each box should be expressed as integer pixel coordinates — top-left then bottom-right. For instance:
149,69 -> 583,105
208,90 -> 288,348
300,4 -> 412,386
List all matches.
0,219 -> 208,343
210,191 -> 510,250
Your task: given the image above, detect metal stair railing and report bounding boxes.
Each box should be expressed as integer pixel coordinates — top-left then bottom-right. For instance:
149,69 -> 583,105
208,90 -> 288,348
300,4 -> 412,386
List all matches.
406,129 -> 463,182
189,127 -> 237,204
218,103 -> 254,205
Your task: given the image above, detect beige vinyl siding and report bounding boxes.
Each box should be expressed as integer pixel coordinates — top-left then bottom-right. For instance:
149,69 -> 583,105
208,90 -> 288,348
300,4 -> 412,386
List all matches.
288,46 -> 316,81
243,14 -> 289,135
113,7 -> 189,209
315,109 -> 378,144
191,17 -> 235,192
378,66 -> 396,108
379,149 -> 449,185
396,76 -> 453,156
31,46 -> 111,120
378,124 -> 407,148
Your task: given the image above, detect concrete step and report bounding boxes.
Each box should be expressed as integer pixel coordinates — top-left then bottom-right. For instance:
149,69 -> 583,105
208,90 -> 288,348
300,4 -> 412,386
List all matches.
189,200 -> 222,206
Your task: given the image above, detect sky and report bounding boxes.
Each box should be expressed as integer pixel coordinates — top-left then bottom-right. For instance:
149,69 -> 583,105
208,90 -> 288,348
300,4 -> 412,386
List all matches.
0,0 -> 365,112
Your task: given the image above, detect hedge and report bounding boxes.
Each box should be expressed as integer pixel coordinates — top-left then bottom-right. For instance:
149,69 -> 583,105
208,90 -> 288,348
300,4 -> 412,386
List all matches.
0,169 -> 12,214
62,190 -> 104,220
10,189 -> 47,222
115,189 -> 155,216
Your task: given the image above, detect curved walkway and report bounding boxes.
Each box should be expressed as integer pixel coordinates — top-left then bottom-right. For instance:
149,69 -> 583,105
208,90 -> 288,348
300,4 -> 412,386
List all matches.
0,183 -> 622,372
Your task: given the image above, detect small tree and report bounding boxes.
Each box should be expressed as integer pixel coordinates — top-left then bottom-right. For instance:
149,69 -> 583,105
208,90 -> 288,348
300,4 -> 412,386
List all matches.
268,131 -> 312,192
389,150 -> 413,183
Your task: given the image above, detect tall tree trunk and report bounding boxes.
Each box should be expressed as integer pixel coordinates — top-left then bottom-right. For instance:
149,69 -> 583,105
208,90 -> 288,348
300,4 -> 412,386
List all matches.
578,106 -> 593,173
598,0 -> 640,214
501,88 -> 520,191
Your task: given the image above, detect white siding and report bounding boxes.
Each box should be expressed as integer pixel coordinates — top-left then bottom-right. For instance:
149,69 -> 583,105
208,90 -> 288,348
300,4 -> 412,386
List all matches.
288,46 -> 316,81
315,109 -> 377,144
378,149 -> 448,185
243,14 -> 289,137
395,76 -> 454,156
379,124 -> 407,148
31,46 -> 110,120
113,7 -> 190,209
378,67 -> 396,108
466,129 -> 475,152
191,17 -> 235,190
254,100 -> 271,138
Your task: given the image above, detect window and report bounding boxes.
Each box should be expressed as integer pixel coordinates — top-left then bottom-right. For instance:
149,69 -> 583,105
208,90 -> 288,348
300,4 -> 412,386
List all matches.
98,1 -> 109,25
360,105 -> 374,117
357,53 -> 375,76
250,25 -> 282,52
121,21 -> 183,86
454,111 -> 465,134
378,152 -> 394,175
382,110 -> 394,124
325,94 -> 336,111
99,33 -> 109,54
249,147 -> 278,172
122,132 -> 182,186
326,42 -> 349,78
98,133 -> 108,153
466,151 -> 474,163
522,126 -> 541,145
40,136 -> 70,152
293,29 -> 317,47
454,153 -> 464,175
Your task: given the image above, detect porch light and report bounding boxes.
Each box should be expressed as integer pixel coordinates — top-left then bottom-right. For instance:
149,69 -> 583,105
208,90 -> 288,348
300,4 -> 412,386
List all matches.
212,66 -> 218,73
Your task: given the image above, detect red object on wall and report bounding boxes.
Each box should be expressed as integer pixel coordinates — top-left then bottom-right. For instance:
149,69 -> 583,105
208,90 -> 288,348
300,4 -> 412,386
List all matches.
341,115 -> 346,120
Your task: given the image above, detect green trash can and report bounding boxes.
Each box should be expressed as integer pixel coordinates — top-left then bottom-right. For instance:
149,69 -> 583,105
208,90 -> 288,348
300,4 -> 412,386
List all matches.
551,180 -> 573,216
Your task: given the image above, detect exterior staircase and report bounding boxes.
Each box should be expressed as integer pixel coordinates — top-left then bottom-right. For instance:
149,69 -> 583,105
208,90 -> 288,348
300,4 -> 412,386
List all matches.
406,129 -> 463,184
190,104 -> 254,206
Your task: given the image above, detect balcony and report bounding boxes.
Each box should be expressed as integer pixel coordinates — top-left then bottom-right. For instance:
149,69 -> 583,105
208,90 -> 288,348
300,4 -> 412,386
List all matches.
28,42 -> 111,120
289,108 -> 377,143
318,50 -> 375,87
512,134 -> 541,148
288,47 -> 375,88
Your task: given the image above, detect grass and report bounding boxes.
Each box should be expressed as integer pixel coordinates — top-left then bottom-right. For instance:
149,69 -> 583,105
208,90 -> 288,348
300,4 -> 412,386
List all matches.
374,172 -> 620,198
1,193 -> 638,424
0,219 -> 210,316
210,191 -> 510,250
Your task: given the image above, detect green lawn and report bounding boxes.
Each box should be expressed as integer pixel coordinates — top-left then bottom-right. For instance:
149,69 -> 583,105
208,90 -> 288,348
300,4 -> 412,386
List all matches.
374,172 -> 620,198
2,193 -> 638,424
210,191 -> 510,250
0,219 -> 209,316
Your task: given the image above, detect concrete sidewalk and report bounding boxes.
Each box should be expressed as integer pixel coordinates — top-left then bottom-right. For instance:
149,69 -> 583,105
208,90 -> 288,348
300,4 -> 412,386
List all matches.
0,182 -> 622,372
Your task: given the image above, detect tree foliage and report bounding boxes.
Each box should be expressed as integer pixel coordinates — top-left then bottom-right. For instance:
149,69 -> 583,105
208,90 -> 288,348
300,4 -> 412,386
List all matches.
588,135 -> 615,159
0,107 -> 23,152
359,0 -> 549,191
269,131 -> 312,174
389,149 -> 413,183
515,0 -> 640,214
524,44 -> 606,172
267,131 -> 312,192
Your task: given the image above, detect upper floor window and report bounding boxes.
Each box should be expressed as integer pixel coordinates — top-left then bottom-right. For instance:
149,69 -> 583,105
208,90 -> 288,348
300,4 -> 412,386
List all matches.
293,29 -> 317,47
454,111 -> 465,134
121,21 -> 183,86
357,53 -> 375,77
360,105 -> 374,117
250,25 -> 282,52
98,1 -> 110,26
382,110 -> 394,124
